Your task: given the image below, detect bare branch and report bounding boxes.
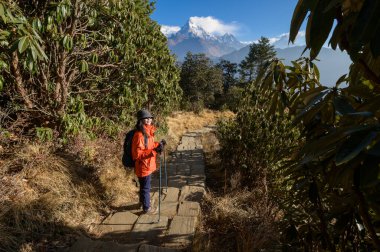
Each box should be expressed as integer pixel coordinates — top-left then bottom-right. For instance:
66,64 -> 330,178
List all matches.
90,63 -> 121,68
70,87 -> 112,94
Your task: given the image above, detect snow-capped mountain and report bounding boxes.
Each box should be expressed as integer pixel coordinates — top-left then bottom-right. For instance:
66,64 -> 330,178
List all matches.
167,18 -> 245,60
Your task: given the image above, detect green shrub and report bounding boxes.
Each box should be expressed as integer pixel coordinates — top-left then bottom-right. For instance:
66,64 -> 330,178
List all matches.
217,85 -> 299,190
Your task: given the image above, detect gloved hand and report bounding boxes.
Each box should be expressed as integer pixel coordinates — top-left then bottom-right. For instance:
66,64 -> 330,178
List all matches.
154,143 -> 163,154
155,140 -> 166,154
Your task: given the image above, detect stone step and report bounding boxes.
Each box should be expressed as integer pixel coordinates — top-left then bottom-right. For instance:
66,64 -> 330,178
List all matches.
177,202 -> 200,217
157,202 -> 178,217
166,175 -> 187,188
179,185 -> 206,202
162,187 -> 180,202
138,244 -> 183,252
98,211 -> 139,236
68,237 -> 140,252
130,214 -> 169,243
68,238 -> 184,252
165,216 -> 198,248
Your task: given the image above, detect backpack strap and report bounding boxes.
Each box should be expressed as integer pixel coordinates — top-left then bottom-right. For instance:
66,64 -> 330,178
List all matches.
143,134 -> 148,149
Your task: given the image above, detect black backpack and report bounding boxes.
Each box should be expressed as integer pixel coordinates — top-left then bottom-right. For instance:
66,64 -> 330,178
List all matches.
122,130 -> 148,168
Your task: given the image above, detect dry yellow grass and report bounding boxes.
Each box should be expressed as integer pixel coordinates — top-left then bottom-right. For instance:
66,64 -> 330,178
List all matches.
66,133 -> 139,208
1,143 -> 102,218
196,189 -> 280,252
165,109 -> 234,152
97,156 -> 138,207
0,140 -> 125,250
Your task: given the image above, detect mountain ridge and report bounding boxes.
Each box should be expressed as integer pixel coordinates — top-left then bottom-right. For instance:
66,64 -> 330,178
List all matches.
164,20 -> 352,85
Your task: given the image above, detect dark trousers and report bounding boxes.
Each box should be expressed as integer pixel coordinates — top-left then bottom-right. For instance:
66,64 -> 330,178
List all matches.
138,174 -> 151,211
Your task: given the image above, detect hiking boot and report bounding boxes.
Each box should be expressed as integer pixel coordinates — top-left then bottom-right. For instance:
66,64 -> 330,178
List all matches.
143,206 -> 157,214
133,177 -> 140,187
150,198 -> 155,207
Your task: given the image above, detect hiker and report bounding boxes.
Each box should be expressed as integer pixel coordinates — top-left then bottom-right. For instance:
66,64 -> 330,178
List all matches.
132,109 -> 166,214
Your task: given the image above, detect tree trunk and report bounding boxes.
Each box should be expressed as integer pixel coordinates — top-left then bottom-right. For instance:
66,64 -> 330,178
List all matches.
312,180 -> 335,251
262,169 -> 269,210
354,187 -> 380,250
40,64 -> 50,96
55,0 -> 79,115
10,52 -> 33,109
56,52 -> 68,114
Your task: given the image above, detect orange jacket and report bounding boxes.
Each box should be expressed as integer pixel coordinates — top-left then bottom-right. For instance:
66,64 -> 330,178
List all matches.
131,125 -> 160,177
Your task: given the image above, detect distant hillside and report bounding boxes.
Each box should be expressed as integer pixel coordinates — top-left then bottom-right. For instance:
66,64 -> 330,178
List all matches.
220,46 -> 352,86
219,45 -> 250,63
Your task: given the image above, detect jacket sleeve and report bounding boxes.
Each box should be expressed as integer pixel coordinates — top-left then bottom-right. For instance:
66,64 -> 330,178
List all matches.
154,141 -> 160,148
132,133 -> 155,161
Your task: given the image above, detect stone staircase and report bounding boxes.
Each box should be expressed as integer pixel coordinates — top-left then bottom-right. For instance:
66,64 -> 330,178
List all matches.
67,128 -> 214,252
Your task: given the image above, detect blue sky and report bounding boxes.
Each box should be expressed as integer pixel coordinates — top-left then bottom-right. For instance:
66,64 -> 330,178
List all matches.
150,0 -> 304,42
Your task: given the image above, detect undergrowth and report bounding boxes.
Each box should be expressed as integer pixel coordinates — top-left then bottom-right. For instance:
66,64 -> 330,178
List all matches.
0,132 -> 136,251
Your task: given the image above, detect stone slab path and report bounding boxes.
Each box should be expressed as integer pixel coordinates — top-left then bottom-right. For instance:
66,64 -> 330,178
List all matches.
68,128 -> 215,252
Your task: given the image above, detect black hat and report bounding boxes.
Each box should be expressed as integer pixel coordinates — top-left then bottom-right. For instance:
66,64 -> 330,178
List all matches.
136,109 -> 153,120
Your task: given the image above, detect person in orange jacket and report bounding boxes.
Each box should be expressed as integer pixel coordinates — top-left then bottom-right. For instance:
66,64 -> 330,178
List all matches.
131,109 -> 166,214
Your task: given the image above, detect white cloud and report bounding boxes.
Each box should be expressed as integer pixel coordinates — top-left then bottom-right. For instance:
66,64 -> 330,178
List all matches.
160,25 -> 181,36
239,32 -> 306,48
241,40 -> 255,45
267,31 -> 331,48
189,16 -> 240,36
268,31 -> 306,48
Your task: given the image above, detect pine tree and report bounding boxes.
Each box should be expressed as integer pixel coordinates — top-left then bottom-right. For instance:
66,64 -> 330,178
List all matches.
180,52 -> 223,110
239,37 -> 276,83
216,59 -> 238,93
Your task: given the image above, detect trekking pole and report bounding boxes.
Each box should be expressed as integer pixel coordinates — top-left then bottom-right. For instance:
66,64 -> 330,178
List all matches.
157,152 -> 162,223
164,146 -> 168,192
